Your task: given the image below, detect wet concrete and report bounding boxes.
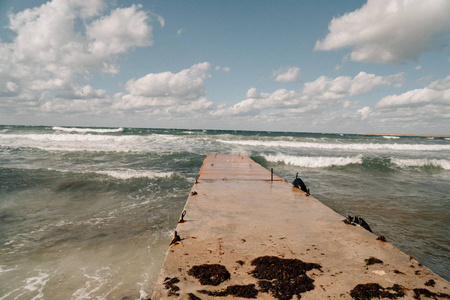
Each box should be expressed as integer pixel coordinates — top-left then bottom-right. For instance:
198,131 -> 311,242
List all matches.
151,154 -> 449,299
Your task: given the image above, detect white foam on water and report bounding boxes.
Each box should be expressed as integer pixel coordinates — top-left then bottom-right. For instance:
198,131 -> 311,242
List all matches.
264,154 -> 450,170
71,267 -> 114,300
54,220 -> 74,227
2,271 -> 52,300
264,154 -> 363,168
44,167 -> 175,180
25,271 -> 49,300
137,273 -> 151,300
0,132 -> 183,153
391,158 -> 450,170
96,169 -> 175,180
0,288 -> 18,300
383,135 -> 400,139
3,240 -> 14,246
82,217 -> 114,226
0,265 -> 17,275
218,139 -> 450,151
53,126 -> 124,133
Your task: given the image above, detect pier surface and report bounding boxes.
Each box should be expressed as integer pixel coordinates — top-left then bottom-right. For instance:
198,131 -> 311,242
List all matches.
152,154 -> 449,299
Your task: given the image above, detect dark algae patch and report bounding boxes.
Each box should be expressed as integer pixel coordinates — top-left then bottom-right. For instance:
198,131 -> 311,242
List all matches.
188,264 -> 231,286
365,257 -> 383,265
413,288 -> 450,299
350,283 -> 406,300
425,279 -> 436,287
250,255 -> 322,300
163,277 -> 180,296
188,293 -> 202,300
198,284 -> 259,298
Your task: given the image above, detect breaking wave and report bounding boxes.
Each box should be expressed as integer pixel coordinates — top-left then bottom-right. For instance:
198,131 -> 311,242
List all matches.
263,154 -> 450,170
391,158 -> 450,170
217,139 -> 450,151
0,133 -> 177,153
45,168 -> 176,180
52,126 -> 124,133
96,169 -> 175,180
263,154 -> 363,168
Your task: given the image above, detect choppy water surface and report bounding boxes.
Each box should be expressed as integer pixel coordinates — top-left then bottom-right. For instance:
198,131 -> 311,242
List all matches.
0,125 -> 449,299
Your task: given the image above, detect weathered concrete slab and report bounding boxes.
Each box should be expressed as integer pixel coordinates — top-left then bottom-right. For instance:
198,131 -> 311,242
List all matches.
198,153 -> 285,181
152,154 -> 449,299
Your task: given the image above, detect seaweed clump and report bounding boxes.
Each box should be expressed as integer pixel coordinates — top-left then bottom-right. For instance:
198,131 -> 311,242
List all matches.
365,257 -> 383,265
250,255 -> 322,300
424,279 -> 436,287
163,277 -> 180,296
188,264 -> 231,286
187,293 -> 201,300
413,288 -> 450,300
350,283 -> 406,300
198,284 -> 258,298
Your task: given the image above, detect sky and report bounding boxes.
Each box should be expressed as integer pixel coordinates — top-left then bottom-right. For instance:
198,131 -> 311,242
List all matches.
0,0 -> 449,134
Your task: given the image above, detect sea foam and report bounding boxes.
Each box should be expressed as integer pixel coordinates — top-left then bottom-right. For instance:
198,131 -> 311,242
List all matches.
218,139 -> 450,151
391,158 -> 450,170
263,154 -> 363,168
71,267 -> 111,300
0,133 -> 164,152
44,167 -> 176,180
96,169 -> 175,180
53,126 -> 124,133
263,154 -> 450,170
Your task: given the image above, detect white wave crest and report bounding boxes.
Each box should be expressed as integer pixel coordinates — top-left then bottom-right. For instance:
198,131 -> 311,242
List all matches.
53,126 -> 123,133
218,139 -> 450,151
391,158 -> 450,170
96,169 -> 174,179
0,133 -> 184,153
46,167 -> 175,179
264,154 -> 363,168
383,136 -> 400,139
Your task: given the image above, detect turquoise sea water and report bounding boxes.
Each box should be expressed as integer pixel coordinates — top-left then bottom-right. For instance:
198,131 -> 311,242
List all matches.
0,125 -> 449,299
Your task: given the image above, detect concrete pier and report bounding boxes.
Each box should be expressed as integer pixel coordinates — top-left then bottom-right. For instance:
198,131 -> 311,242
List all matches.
152,154 -> 449,299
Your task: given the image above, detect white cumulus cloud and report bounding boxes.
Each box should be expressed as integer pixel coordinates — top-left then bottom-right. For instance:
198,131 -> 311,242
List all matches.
115,62 -> 214,114
125,62 -> 210,100
376,76 -> 450,108
357,106 -> 372,120
356,75 -> 450,132
315,0 -> 450,64
272,67 -> 302,83
214,72 -> 403,117
0,0 -> 156,116
215,66 -> 231,72
87,4 -> 153,58
303,72 -> 404,100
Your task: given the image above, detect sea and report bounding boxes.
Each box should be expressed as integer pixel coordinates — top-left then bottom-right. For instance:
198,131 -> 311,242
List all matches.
0,125 -> 449,299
